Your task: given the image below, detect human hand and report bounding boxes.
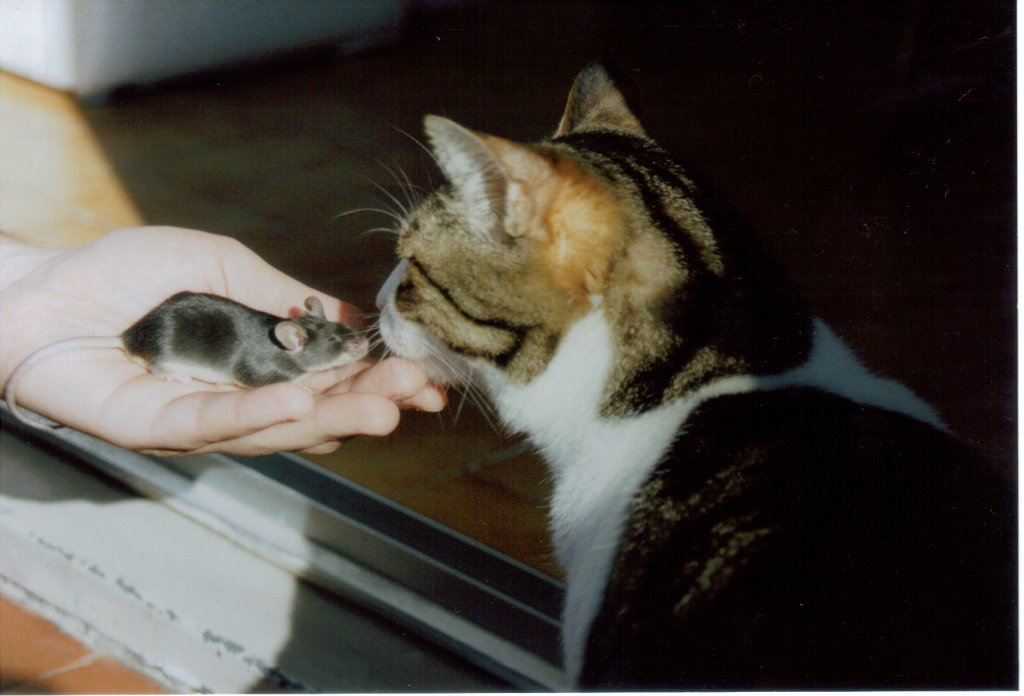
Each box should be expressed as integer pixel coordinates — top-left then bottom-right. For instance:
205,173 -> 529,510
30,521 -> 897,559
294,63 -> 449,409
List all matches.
0,227 -> 445,455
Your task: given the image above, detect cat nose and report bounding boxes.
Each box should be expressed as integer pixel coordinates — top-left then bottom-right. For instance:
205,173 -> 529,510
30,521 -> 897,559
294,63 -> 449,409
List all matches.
376,258 -> 409,310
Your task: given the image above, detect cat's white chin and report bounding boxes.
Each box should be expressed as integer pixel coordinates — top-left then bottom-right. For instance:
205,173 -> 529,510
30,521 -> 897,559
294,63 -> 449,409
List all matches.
376,302 -> 467,387
376,259 -> 461,384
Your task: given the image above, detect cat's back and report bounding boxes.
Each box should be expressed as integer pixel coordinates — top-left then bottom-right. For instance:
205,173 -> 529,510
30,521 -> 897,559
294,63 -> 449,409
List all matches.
582,387 -> 1016,690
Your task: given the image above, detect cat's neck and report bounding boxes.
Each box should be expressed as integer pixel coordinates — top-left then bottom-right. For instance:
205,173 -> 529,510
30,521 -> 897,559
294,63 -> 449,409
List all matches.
487,308 -> 615,467
482,305 -> 690,576
488,305 -> 943,463
483,306 -> 695,682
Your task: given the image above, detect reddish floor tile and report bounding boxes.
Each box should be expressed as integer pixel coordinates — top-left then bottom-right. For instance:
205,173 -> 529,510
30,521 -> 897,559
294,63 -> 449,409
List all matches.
29,656 -> 166,695
0,596 -> 167,694
0,596 -> 89,690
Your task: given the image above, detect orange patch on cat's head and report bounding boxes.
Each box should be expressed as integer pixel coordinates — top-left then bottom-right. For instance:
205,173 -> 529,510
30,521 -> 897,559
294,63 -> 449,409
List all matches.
465,132 -> 625,302
538,159 -> 624,299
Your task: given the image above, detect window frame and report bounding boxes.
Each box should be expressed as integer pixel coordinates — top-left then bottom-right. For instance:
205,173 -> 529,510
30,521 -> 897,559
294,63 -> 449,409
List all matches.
0,405 -> 567,690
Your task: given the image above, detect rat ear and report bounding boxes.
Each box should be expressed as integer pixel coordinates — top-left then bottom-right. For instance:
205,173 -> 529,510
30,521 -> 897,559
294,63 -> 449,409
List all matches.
304,296 -> 325,318
554,63 -> 645,138
424,114 -> 554,241
274,321 -> 309,351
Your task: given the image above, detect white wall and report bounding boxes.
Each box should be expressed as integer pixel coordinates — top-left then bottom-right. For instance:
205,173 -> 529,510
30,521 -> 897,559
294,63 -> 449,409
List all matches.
0,0 -> 408,96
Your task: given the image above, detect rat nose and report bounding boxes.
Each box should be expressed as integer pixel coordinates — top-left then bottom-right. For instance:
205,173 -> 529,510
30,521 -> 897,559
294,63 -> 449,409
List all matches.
376,259 -> 409,310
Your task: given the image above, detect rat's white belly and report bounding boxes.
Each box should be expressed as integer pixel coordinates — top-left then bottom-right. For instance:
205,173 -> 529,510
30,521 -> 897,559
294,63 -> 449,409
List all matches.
148,358 -> 239,386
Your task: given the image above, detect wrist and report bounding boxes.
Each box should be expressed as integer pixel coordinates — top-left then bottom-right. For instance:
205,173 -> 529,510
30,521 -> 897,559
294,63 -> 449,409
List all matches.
0,235 -> 62,293
0,237 -> 64,393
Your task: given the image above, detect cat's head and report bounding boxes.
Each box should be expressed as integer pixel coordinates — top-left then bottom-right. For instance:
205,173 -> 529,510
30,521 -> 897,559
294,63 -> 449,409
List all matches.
376,64 -> 809,416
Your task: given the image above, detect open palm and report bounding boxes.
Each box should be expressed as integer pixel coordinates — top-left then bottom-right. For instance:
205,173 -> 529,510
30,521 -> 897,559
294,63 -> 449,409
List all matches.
0,227 -> 443,455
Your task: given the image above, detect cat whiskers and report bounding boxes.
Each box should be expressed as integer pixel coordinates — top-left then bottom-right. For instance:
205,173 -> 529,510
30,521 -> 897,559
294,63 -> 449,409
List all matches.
367,316 -> 501,433
392,124 -> 441,184
355,316 -> 390,356
417,346 -> 499,432
333,159 -> 424,238
332,207 -> 405,239
452,382 -> 501,433
372,157 -> 424,216
358,158 -> 424,228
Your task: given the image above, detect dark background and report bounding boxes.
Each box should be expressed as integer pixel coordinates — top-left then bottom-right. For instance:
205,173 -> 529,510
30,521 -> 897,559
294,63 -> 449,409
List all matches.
86,0 -> 1015,474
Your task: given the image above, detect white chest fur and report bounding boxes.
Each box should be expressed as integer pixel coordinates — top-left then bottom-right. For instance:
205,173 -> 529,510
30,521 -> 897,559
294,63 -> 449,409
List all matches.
480,310 -> 942,684
480,311 -> 698,682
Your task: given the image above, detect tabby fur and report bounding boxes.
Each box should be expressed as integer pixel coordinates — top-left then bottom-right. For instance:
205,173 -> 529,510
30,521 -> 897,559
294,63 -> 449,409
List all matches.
376,64 -> 1016,689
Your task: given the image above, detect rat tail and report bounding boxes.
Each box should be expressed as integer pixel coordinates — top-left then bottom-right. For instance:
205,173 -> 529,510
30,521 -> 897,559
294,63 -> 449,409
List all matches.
3,337 -> 125,430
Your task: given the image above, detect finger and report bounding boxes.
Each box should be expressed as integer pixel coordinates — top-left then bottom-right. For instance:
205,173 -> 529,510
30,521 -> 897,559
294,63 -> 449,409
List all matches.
345,358 -> 448,412
297,358 -> 378,394
347,358 -> 432,401
301,441 -> 343,455
296,358 -> 446,411
184,392 -> 402,456
396,384 -> 448,413
142,382 -> 315,451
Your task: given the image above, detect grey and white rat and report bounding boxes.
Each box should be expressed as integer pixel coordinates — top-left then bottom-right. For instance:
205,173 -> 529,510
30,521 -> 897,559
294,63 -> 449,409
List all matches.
4,291 -> 370,430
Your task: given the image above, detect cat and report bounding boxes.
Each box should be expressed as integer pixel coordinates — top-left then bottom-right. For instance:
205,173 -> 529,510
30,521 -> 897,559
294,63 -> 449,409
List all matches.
375,64 -> 1016,690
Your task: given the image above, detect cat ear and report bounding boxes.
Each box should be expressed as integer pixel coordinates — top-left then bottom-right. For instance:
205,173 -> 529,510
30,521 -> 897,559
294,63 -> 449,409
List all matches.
274,321 -> 309,351
424,114 -> 506,233
555,63 -> 645,138
424,115 -> 554,240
